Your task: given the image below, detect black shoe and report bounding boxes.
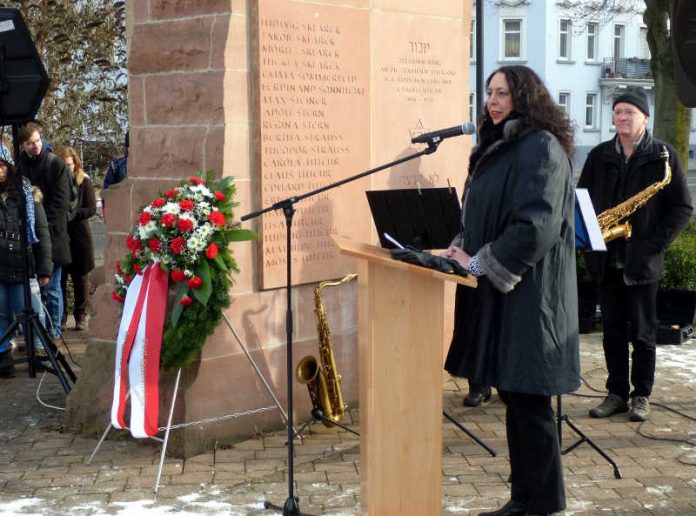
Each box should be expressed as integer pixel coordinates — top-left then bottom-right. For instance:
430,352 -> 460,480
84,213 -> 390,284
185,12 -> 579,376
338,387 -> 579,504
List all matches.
464,386 -> 492,407
479,499 -> 526,516
0,350 -> 17,378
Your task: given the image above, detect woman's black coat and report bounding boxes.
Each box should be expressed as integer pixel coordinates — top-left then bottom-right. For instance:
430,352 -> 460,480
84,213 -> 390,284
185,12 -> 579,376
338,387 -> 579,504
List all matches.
445,120 -> 580,396
0,182 -> 52,283
66,175 -> 96,276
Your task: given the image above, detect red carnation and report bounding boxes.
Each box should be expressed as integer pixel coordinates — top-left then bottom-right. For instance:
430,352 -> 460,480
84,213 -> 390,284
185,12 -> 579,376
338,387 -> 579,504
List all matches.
177,217 -> 194,233
139,211 -> 152,225
208,211 -> 225,227
170,237 -> 186,254
133,263 -> 143,275
206,243 -> 218,259
111,291 -> 125,303
188,177 -> 204,185
148,238 -> 161,253
160,213 -> 176,228
187,276 -> 202,289
126,233 -> 137,250
115,261 -> 123,274
214,191 -> 225,202
179,296 -> 193,306
178,199 -> 195,211
164,189 -> 179,199
123,274 -> 132,284
171,269 -> 187,282
151,198 -> 166,208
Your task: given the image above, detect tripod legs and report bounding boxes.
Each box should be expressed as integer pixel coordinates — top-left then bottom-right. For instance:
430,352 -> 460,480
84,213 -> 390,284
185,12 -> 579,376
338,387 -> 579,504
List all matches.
291,408 -> 359,442
443,410 -> 496,457
556,396 -> 622,479
0,308 -> 75,393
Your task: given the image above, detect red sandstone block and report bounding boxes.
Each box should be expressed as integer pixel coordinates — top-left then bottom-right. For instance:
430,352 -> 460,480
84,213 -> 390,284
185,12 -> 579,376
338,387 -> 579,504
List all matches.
129,127 -> 208,179
128,77 -> 145,126
129,18 -> 215,74
145,72 -> 225,125
150,0 -> 231,19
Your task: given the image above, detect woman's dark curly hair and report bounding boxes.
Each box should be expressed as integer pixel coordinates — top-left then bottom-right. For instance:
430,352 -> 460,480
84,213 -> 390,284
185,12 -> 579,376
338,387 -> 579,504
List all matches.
484,65 -> 575,157
0,159 -> 19,191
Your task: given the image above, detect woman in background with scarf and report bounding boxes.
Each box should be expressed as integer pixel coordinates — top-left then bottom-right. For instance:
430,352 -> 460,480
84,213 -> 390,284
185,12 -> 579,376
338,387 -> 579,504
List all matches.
0,158 -> 52,377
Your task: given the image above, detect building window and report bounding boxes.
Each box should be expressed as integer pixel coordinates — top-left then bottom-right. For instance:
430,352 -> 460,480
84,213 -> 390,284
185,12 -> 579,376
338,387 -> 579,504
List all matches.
502,19 -> 523,59
559,19 -> 572,60
587,22 -> 598,61
585,93 -> 597,128
469,93 -> 476,124
470,19 -> 476,61
639,26 -> 650,59
558,92 -> 570,115
614,24 -> 625,59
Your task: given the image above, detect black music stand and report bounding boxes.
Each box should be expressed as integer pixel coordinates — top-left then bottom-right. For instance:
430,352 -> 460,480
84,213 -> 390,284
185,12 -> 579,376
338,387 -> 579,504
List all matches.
0,7 -> 75,392
556,396 -> 622,479
366,186 -> 462,251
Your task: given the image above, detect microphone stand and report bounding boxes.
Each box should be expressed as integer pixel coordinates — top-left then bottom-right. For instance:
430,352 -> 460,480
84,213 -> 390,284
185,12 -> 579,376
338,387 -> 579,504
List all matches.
242,140 -> 442,515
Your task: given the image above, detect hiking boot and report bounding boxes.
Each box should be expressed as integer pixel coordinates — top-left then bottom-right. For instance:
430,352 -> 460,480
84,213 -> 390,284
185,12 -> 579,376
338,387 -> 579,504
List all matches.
75,320 -> 88,331
589,393 -> 629,418
629,396 -> 650,422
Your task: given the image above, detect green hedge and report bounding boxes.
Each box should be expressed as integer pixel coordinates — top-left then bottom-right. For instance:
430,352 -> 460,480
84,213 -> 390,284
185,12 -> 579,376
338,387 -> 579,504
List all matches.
661,219 -> 696,291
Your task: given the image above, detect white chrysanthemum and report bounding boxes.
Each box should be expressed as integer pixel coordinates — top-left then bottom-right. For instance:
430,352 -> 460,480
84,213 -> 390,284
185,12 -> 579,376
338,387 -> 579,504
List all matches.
138,221 -> 158,239
190,184 -> 213,198
187,234 -> 207,253
196,223 -> 215,239
162,202 -> 181,215
143,206 -> 153,214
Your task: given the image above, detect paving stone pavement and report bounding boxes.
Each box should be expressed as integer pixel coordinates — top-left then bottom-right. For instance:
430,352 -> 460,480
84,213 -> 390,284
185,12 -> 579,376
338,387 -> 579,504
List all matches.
1,328 -> 696,515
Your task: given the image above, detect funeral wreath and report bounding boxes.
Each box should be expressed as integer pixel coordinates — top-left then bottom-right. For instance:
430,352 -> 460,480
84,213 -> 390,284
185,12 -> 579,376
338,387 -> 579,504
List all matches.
112,173 -> 256,369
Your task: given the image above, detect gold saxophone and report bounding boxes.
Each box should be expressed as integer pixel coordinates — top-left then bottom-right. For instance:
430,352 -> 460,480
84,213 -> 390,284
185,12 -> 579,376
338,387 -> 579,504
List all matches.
296,273 -> 357,427
597,145 -> 672,243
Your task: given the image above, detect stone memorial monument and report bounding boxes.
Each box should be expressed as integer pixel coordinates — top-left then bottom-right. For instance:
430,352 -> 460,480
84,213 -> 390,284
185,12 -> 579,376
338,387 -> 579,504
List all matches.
66,0 -> 472,457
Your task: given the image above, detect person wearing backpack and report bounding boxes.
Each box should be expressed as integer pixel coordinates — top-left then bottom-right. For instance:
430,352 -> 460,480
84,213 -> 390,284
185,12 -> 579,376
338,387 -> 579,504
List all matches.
17,122 -> 72,340
56,148 -> 95,331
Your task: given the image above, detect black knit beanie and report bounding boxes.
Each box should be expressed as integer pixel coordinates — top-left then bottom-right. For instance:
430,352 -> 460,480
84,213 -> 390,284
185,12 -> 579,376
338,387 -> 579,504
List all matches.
612,87 -> 649,116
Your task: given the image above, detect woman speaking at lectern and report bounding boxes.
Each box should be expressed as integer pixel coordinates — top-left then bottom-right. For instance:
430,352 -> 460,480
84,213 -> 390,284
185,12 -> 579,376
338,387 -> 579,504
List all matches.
442,65 -> 580,516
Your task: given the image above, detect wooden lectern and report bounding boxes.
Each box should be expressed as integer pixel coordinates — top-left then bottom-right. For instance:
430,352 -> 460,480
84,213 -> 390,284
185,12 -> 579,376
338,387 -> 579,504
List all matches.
333,236 -> 476,515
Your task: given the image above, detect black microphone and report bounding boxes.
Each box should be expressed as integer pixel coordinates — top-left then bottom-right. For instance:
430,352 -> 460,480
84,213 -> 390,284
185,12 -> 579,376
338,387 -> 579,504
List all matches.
411,122 -> 476,144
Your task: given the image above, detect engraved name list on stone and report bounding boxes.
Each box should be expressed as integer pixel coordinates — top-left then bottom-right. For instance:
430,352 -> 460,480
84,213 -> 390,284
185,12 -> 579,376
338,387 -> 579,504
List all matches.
256,2 -> 370,288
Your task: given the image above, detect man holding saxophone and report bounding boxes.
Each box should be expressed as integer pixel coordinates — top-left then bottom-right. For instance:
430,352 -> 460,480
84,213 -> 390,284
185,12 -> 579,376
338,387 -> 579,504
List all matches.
578,87 -> 693,422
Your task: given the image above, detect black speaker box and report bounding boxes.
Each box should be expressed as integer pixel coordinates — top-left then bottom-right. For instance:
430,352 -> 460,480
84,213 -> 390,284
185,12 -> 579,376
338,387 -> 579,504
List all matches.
670,0 -> 696,107
656,289 -> 696,345
0,7 -> 50,124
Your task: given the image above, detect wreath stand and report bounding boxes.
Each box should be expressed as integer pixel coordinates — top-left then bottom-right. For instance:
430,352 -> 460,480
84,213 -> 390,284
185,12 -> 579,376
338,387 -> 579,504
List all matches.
87,313 -> 290,495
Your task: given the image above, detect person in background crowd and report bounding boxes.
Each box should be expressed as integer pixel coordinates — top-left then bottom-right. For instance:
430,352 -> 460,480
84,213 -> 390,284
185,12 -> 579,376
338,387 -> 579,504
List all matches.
0,159 -> 52,378
578,87 -> 693,422
103,130 -> 128,190
442,65 -> 579,516
56,148 -> 96,332
17,122 -> 72,341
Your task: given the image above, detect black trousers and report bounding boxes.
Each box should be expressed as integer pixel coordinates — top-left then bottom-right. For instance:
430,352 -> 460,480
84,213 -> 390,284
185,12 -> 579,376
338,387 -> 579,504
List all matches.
498,390 -> 566,514
60,271 -> 90,323
599,267 -> 658,400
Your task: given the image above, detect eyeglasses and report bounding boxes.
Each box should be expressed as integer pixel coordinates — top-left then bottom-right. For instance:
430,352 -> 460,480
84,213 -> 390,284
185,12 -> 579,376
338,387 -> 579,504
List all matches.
613,109 -> 639,117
